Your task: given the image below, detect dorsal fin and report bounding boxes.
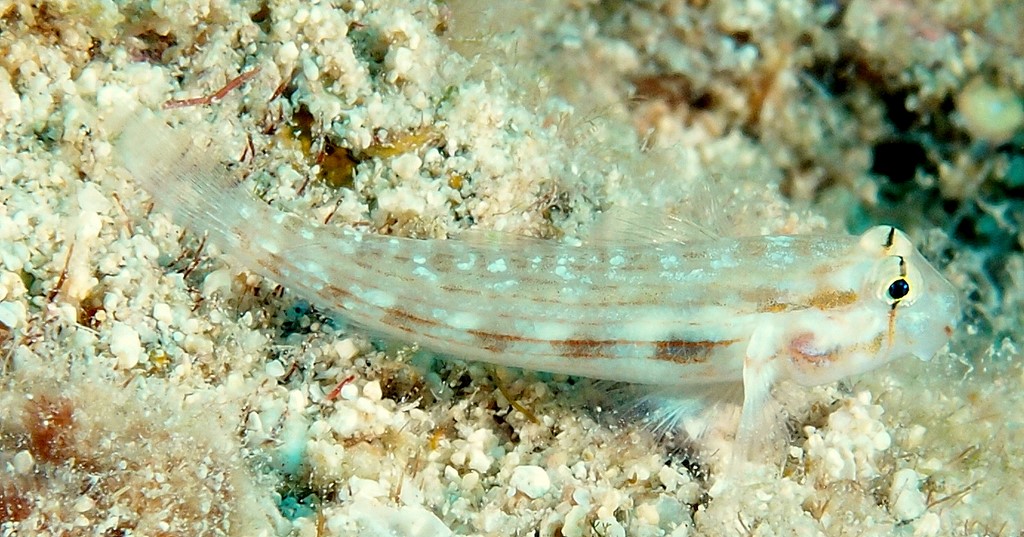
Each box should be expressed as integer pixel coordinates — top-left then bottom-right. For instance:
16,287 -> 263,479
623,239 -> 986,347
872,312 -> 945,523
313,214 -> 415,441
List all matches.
585,200 -> 721,245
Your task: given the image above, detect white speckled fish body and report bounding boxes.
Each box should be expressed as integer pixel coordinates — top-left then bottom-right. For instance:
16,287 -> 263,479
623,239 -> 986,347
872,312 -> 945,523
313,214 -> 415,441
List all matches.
120,116 -> 959,445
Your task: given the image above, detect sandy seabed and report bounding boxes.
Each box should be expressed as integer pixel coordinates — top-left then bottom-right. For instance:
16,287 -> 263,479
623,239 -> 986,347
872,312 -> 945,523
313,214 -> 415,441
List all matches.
2,1 -> 1023,536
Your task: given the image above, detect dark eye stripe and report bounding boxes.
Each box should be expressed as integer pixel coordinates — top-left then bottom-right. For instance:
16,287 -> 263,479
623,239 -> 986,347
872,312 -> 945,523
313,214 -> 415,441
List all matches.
883,226 -> 896,249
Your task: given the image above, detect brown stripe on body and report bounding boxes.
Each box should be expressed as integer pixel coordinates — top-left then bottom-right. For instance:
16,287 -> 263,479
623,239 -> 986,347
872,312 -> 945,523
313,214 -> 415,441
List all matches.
459,329 -> 739,363
351,254 -> 418,284
795,236 -> 818,257
385,306 -> 443,328
743,287 -> 858,314
807,289 -> 858,310
351,254 -> 375,271
322,283 -> 356,303
756,300 -> 793,313
466,328 -> 518,354
255,252 -> 287,280
233,225 -> 253,252
789,332 -> 884,366
250,246 -> 355,303
743,240 -> 768,259
382,306 -> 443,335
423,251 -> 457,272
313,277 -> 746,365
653,338 -> 740,364
251,249 -> 380,317
864,332 -> 884,355
383,248 -> 461,272
552,339 -> 622,359
553,337 -> 738,363
313,293 -> 745,363
740,286 -> 797,314
811,261 -> 842,277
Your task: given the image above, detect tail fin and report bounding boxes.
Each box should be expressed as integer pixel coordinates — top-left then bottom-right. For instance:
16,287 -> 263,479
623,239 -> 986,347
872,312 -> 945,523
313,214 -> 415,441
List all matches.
117,113 -> 256,249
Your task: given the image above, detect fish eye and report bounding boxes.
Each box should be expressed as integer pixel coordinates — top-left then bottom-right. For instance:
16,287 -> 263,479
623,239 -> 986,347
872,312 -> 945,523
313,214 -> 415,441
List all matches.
887,278 -> 910,301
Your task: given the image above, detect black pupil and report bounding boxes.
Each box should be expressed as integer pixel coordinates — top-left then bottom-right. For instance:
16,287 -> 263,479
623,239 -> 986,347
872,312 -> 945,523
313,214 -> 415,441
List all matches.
887,279 -> 910,300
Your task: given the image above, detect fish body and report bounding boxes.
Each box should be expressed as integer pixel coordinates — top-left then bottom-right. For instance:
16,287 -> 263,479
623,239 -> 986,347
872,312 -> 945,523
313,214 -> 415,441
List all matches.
119,116 -> 959,444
